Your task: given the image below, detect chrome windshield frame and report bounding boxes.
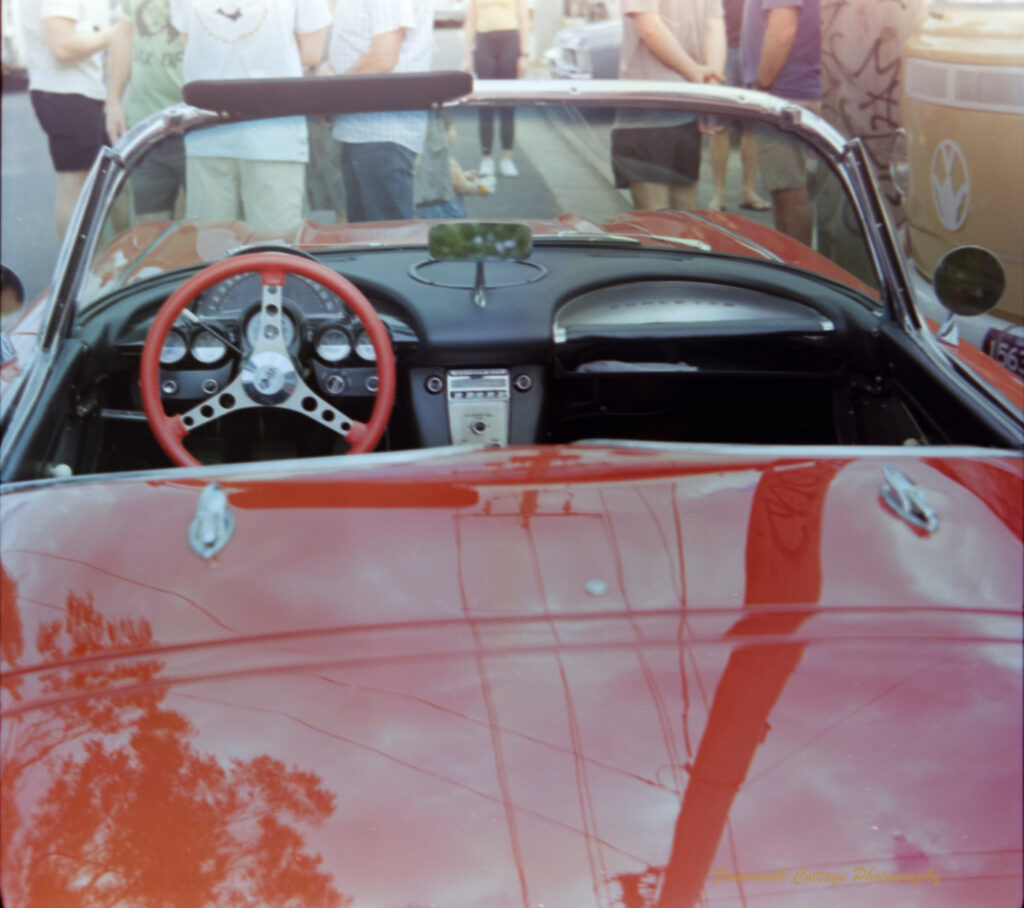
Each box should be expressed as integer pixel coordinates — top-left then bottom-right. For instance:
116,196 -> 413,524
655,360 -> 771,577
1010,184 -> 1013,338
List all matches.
45,79 -> 908,347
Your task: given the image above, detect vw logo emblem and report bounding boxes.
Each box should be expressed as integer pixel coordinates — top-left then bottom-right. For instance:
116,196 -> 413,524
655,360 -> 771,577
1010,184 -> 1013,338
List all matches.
930,139 -> 970,232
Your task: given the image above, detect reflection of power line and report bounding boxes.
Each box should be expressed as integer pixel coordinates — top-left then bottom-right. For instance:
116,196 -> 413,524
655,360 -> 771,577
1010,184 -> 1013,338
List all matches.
523,506 -> 610,908
312,672 -> 676,794
454,510 -> 531,908
179,690 -> 651,864
742,649 -> 962,790
5,548 -> 239,632
599,489 -> 685,799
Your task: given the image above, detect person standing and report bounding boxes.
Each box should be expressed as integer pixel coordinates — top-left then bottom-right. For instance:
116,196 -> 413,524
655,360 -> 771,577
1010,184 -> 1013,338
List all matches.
741,0 -> 821,243
105,0 -> 186,220
20,0 -> 117,242
170,0 -> 330,233
707,0 -> 769,212
325,0 -> 433,223
462,0 -> 529,179
612,0 -> 726,211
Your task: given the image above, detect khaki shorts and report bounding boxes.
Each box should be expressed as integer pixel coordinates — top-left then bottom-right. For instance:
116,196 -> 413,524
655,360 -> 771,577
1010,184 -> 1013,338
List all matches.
756,100 -> 821,193
185,157 -> 306,233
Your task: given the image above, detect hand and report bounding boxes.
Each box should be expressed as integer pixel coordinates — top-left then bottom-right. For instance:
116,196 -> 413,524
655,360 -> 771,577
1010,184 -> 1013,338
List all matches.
698,115 -> 726,136
461,57 -> 473,75
315,60 -> 334,76
464,169 -> 478,181
105,101 -> 127,144
516,55 -> 529,78
699,66 -> 725,84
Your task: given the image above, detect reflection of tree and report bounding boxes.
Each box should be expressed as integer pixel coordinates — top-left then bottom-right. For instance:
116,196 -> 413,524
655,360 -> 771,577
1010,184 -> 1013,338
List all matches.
2,585 -> 163,878
1,573 -> 347,907
19,713 -> 344,907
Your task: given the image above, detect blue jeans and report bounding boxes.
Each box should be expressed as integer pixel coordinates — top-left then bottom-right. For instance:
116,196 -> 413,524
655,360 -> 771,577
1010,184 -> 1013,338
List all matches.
340,141 -> 417,223
416,197 -> 467,220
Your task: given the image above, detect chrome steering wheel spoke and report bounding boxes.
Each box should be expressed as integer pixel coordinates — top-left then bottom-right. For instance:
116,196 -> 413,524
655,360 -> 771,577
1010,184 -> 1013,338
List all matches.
178,374 -> 260,433
270,370 -> 366,441
251,280 -> 292,356
177,351 -> 365,443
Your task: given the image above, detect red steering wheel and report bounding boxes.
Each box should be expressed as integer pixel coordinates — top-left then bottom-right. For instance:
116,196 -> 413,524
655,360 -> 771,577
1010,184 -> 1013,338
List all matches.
140,252 -> 395,467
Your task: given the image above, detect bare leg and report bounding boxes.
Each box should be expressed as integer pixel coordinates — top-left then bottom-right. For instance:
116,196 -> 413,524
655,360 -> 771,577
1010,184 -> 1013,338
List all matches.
629,182 -> 669,210
740,129 -> 770,209
771,186 -> 813,245
710,130 -> 730,210
668,183 -> 698,210
55,170 -> 90,242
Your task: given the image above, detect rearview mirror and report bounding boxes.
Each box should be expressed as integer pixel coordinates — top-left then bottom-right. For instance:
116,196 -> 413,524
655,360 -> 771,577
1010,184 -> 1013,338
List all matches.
428,223 -> 532,262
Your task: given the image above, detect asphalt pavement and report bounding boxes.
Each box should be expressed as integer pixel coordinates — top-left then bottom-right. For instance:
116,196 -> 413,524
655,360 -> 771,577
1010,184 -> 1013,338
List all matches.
2,87 -> 59,303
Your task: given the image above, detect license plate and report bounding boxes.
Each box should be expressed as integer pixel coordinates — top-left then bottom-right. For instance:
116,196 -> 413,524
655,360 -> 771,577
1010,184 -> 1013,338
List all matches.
982,328 -> 1024,379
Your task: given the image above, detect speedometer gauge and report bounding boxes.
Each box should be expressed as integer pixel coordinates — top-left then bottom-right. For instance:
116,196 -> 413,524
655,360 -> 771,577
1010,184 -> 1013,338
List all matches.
191,331 -> 228,364
245,311 -> 297,349
160,329 -> 187,365
316,327 -> 352,363
354,330 -> 376,362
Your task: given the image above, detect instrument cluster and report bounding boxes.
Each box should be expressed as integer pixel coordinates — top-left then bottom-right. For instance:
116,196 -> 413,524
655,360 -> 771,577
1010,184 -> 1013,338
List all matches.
156,271 -> 407,403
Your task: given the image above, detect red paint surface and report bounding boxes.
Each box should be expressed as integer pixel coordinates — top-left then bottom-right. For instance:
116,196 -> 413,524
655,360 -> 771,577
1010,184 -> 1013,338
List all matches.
2,446 -> 1021,906
924,318 -> 1024,411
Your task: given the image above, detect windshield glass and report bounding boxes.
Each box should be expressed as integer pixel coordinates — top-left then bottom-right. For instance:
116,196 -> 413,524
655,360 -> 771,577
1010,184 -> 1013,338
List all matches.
82,97 -> 882,309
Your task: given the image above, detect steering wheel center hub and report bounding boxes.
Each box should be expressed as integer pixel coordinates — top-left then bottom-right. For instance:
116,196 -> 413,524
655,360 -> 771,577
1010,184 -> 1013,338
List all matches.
242,350 -> 297,404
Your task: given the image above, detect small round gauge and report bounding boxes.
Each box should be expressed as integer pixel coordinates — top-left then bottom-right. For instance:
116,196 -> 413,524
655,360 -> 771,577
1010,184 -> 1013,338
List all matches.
245,310 -> 297,349
190,330 -> 228,364
160,329 -> 187,365
316,327 -> 352,363
354,329 -> 377,362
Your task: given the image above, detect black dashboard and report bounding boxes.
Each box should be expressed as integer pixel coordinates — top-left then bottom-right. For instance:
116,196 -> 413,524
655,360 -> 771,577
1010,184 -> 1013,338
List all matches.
58,242 -> 949,474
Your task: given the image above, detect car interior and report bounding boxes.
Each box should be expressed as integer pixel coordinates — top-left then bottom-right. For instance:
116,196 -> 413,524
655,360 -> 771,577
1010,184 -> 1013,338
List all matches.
4,233 -> 1016,484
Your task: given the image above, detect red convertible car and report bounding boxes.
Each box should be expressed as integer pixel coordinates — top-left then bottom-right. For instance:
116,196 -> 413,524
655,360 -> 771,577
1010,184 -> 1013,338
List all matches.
1,75 -> 1021,907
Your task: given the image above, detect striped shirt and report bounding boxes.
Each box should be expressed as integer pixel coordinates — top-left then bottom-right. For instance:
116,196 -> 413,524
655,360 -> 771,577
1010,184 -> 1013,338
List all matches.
329,0 -> 433,152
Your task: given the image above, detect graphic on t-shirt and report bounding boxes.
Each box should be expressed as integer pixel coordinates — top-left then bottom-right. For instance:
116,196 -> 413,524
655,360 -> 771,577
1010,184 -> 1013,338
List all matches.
193,0 -> 269,42
136,0 -> 181,42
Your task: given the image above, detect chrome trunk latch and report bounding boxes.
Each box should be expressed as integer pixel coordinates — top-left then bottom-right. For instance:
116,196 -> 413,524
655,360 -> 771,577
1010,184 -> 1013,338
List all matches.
189,483 -> 234,558
880,465 -> 938,534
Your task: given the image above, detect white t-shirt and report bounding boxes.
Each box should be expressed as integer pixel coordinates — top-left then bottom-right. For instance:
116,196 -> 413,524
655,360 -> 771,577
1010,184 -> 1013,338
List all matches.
21,0 -> 111,99
169,0 -> 331,161
170,0 -> 330,83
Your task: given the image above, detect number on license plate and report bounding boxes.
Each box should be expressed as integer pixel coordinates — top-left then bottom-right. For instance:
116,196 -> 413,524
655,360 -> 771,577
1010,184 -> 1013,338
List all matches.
982,328 -> 1024,379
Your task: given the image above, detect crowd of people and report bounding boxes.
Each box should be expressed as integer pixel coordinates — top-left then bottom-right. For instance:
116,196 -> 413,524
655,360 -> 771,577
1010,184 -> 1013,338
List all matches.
612,0 -> 819,243
17,0 -> 820,243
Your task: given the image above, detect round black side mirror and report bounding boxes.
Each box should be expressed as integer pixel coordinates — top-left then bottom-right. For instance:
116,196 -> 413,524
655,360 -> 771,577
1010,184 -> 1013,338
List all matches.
933,246 -> 1005,318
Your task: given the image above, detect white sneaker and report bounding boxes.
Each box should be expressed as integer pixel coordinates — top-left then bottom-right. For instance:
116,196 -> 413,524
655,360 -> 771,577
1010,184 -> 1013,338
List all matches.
499,158 -> 519,177
478,175 -> 497,195
479,156 -> 495,177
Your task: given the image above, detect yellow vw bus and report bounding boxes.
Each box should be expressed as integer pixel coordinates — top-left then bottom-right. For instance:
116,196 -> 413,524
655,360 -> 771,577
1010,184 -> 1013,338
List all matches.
900,0 -> 1024,324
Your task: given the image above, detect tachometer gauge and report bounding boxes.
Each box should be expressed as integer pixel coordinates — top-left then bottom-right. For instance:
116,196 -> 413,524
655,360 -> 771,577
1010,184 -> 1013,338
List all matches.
315,327 -> 352,363
190,330 -> 228,364
245,310 -> 297,349
160,329 -> 187,365
354,329 -> 377,362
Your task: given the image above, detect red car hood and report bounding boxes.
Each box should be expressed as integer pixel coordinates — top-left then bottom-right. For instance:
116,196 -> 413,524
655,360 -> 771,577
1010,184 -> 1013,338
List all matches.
1,445 -> 1021,907
88,210 -> 877,297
